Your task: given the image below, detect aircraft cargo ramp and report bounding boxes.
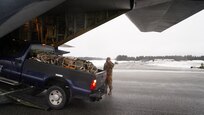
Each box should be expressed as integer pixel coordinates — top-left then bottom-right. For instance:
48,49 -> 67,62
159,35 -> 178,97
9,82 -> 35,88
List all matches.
0,83 -> 49,110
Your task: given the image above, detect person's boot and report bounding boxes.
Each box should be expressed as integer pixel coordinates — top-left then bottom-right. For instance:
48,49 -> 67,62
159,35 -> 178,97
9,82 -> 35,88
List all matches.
108,90 -> 112,95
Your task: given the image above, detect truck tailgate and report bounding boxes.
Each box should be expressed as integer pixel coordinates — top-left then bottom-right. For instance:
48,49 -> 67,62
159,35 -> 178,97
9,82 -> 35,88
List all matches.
95,70 -> 106,90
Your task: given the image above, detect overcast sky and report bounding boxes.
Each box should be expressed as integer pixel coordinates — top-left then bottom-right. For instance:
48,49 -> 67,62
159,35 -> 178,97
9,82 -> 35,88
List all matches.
60,10 -> 204,58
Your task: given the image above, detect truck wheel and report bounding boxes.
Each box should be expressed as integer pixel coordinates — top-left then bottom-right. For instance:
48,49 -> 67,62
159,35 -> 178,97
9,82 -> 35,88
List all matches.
46,85 -> 67,109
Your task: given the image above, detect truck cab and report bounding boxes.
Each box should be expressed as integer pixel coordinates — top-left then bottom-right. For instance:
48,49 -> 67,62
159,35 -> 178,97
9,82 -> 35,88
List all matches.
0,39 -> 29,85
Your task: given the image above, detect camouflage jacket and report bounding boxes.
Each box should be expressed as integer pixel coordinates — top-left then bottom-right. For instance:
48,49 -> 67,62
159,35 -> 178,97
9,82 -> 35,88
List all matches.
103,61 -> 114,76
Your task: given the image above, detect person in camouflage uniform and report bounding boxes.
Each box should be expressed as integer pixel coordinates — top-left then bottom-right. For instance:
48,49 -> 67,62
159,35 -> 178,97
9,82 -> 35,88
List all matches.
103,57 -> 114,95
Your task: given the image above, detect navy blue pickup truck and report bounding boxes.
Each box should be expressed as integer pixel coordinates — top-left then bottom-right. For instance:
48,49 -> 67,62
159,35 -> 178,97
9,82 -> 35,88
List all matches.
0,43 -> 107,109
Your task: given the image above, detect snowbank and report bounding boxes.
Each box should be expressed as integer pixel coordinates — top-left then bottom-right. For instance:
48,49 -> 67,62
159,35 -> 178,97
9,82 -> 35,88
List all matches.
146,59 -> 204,68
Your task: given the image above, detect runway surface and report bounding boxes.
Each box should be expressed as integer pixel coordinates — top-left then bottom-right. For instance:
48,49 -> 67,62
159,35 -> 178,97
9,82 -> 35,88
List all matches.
1,63 -> 204,115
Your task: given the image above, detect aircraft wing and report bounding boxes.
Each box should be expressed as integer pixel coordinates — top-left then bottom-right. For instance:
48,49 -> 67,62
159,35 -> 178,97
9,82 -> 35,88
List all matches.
1,0 -> 204,47
126,0 -> 204,32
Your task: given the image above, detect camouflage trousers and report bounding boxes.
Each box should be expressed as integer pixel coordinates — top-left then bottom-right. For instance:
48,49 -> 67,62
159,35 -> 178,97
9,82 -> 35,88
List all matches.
106,75 -> 113,91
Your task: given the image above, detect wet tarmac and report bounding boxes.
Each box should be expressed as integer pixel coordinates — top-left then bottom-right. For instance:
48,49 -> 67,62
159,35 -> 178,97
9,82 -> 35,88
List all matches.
1,64 -> 204,115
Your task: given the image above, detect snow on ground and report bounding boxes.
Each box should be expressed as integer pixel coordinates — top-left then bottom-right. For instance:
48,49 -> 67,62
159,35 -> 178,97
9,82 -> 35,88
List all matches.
89,60 -> 116,69
146,59 -> 204,68
89,60 -> 105,69
89,59 -> 204,69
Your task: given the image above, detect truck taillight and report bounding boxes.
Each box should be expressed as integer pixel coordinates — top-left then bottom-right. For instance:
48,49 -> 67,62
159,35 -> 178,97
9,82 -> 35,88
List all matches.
90,80 -> 97,91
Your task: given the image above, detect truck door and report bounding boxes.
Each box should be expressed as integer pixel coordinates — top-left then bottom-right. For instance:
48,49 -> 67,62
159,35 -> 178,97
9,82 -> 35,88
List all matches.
0,58 -> 20,81
0,40 -> 28,84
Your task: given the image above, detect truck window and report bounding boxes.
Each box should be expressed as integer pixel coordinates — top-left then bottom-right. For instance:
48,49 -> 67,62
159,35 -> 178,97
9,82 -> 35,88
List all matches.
27,44 -> 55,59
30,45 -> 55,54
0,39 -> 29,58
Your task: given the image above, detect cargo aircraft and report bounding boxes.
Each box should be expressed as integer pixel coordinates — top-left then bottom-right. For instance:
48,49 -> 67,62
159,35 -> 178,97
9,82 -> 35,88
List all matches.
0,0 -> 204,109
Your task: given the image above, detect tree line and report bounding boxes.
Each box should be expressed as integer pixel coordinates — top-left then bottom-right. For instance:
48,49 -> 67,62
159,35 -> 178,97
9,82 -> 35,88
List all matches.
116,55 -> 204,61
78,57 -> 105,60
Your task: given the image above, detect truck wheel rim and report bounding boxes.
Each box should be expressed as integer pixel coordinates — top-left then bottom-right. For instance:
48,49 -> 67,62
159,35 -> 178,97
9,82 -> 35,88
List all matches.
49,90 -> 63,106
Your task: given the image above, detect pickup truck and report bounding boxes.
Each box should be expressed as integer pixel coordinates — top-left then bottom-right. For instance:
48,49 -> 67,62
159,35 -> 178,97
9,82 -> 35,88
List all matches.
0,43 -> 107,109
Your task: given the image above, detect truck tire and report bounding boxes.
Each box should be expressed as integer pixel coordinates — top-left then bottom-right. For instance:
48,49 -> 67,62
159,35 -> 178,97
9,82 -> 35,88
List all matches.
46,85 -> 67,109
